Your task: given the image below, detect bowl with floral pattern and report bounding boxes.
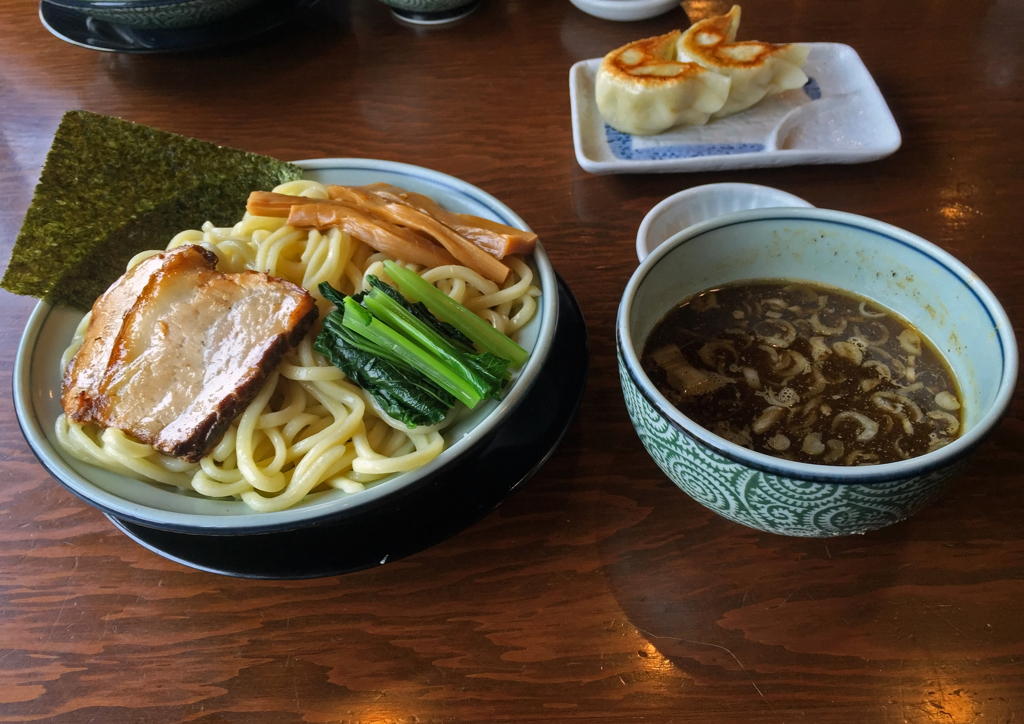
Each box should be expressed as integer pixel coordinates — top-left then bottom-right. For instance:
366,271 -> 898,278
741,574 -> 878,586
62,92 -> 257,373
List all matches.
616,207 -> 1017,537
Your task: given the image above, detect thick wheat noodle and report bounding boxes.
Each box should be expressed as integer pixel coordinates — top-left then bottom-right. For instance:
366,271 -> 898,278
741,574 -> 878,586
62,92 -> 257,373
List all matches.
256,384 -> 306,429
192,476 -> 252,499
278,362 -> 345,381
464,257 -> 535,311
508,294 -> 539,333
198,454 -> 243,483
54,179 -> 540,512
421,265 -> 498,297
349,428 -> 444,475
235,372 -> 288,493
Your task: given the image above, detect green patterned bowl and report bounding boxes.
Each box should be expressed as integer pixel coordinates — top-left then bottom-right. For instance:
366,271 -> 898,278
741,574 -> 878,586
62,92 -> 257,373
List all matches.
45,0 -> 261,29
617,208 -> 1017,537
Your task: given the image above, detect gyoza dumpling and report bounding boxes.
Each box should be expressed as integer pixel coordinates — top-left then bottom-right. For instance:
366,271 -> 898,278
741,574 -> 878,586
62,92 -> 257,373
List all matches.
595,31 -> 731,136
677,5 -> 809,120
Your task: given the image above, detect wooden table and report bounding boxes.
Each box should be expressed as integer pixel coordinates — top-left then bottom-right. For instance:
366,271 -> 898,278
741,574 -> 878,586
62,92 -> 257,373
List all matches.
2,0 -> 1022,721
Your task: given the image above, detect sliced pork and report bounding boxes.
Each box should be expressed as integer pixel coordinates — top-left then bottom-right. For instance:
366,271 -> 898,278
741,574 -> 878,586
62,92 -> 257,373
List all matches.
62,244 -> 318,462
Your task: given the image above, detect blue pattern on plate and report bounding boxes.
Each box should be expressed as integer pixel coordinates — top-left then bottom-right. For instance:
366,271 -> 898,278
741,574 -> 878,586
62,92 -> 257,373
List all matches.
606,77 -> 821,160
803,77 -> 822,100
604,126 -> 764,160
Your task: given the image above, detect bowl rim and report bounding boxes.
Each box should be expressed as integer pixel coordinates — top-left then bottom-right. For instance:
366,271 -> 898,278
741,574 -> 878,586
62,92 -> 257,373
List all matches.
14,157 -> 559,533
617,206 -> 1019,484
44,0 -> 251,10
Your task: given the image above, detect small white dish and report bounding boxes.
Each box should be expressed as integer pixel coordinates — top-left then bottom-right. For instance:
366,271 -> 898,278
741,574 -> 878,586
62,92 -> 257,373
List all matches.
636,183 -> 814,260
568,0 -> 679,22
570,42 -> 901,174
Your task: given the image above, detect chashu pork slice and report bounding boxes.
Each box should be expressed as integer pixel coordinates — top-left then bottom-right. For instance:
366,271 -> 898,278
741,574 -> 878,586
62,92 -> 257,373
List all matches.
62,244 -> 318,462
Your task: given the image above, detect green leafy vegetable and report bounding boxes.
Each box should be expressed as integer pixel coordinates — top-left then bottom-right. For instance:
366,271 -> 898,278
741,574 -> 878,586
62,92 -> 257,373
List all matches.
383,260 -> 529,368
340,296 -> 485,410
314,300 -> 456,428
363,275 -> 474,350
1,110 -> 302,310
360,277 -> 508,401
313,277 -> 518,429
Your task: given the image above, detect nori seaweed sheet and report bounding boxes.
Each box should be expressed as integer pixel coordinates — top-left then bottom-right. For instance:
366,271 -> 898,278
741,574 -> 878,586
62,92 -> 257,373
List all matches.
1,110 -> 303,310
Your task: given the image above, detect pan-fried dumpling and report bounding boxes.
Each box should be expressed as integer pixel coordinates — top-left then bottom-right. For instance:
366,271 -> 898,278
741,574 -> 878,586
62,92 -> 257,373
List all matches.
595,30 -> 732,136
677,5 -> 809,120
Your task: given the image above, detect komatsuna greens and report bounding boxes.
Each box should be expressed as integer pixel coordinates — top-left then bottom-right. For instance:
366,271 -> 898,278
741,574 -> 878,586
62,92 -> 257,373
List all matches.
314,276 -> 518,428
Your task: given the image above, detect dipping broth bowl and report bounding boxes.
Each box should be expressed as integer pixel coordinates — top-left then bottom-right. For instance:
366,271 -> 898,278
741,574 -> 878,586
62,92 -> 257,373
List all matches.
617,207 -> 1018,537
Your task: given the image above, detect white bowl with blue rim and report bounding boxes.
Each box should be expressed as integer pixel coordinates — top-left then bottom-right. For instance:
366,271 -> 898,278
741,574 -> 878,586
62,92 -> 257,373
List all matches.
617,207 -> 1018,537
14,159 -> 559,536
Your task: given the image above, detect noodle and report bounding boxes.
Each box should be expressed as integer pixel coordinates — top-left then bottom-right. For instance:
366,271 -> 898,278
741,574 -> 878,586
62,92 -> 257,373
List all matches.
55,180 -> 540,512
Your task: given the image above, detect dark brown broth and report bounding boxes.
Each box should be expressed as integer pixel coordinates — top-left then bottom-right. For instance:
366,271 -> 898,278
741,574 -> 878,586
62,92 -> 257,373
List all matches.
641,281 -> 963,465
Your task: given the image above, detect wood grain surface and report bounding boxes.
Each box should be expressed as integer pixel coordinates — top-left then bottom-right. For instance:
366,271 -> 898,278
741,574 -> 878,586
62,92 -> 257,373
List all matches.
1,0 -> 1022,721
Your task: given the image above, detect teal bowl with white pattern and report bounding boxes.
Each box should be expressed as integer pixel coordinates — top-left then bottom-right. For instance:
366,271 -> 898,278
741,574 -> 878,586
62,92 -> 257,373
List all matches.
617,208 -> 1017,537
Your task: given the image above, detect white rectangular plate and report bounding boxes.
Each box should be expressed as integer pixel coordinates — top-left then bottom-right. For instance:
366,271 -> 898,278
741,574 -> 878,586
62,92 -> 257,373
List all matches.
570,43 -> 901,174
